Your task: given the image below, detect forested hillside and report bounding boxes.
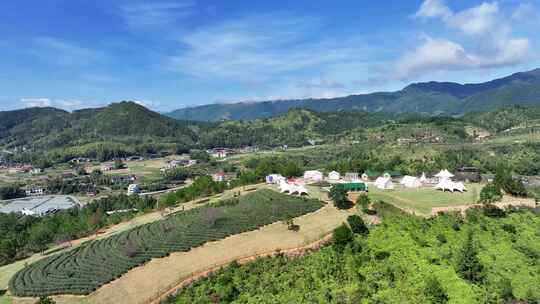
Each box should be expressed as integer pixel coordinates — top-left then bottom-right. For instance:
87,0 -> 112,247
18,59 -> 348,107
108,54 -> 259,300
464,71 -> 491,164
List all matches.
464,105 -> 540,133
167,68 -> 540,121
0,105 -> 398,163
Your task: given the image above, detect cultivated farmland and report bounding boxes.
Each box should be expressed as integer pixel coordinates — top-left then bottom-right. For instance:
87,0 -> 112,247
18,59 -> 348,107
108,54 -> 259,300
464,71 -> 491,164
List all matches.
9,190 -> 323,297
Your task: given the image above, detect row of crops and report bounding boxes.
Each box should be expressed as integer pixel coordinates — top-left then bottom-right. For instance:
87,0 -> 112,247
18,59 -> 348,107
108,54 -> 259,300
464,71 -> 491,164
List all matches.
9,189 -> 324,297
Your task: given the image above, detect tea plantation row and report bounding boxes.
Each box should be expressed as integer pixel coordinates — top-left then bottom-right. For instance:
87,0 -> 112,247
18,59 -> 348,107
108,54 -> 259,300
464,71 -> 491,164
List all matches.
10,189 -> 324,297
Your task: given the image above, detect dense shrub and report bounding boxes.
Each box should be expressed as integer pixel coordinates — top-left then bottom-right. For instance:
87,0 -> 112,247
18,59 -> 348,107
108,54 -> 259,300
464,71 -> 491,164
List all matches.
347,215 -> 369,235
479,182 -> 502,203
333,224 -> 353,249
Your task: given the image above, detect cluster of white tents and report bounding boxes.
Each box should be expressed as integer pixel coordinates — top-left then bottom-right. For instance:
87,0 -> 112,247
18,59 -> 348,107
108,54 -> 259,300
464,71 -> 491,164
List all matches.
266,174 -> 309,195
434,169 -> 467,192
377,170 -> 466,193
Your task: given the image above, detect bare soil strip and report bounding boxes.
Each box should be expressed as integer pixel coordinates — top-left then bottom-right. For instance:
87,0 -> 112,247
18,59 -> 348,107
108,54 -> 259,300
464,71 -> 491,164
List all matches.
431,196 -> 536,216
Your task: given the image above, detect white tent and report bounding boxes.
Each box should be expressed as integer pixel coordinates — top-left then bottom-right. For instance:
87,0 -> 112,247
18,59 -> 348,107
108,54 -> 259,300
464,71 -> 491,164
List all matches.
434,179 -> 467,192
419,172 -> 428,184
266,174 -> 285,184
279,180 -> 308,195
361,173 -> 369,181
304,170 -> 323,182
375,176 -> 394,190
400,175 -> 422,188
328,171 -> 340,181
435,169 -> 454,180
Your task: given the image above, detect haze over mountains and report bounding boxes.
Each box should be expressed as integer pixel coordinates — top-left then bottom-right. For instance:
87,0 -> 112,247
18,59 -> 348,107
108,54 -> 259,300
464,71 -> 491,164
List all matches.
166,68 -> 540,121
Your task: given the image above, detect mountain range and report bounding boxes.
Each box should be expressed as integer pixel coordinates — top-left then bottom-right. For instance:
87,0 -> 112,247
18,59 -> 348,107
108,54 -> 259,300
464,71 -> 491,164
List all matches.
166,68 -> 540,121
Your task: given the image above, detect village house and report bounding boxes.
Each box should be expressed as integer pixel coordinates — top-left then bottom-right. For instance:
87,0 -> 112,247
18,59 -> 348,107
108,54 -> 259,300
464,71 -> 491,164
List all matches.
127,184 -> 141,196
212,172 -> 227,182
101,163 -> 114,171
454,167 -> 481,183
69,157 -> 91,165
208,148 -> 229,159
31,168 -> 42,175
25,187 -> 45,197
111,175 -> 137,184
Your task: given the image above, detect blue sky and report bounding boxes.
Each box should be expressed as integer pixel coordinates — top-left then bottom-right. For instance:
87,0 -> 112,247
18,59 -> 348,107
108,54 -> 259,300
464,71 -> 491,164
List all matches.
1,0 -> 539,112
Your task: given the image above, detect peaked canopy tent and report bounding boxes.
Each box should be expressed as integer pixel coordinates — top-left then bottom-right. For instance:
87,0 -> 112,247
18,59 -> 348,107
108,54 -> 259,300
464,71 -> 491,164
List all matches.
375,176 -> 394,190
435,169 -> 454,180
435,179 -> 467,192
279,180 -> 309,195
420,172 -> 428,183
400,175 -> 422,188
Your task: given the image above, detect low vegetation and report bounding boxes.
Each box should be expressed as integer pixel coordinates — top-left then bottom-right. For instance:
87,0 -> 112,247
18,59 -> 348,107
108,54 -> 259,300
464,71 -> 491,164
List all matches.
9,190 -> 323,296
165,205 -> 540,303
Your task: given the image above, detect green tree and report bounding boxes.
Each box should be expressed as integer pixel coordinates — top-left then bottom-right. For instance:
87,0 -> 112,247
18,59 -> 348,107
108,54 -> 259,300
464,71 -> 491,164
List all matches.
329,186 -> 352,210
479,182 -> 502,203
424,277 -> 448,304
347,215 -> 369,235
458,231 -> 484,284
0,185 -> 25,200
333,224 -> 353,250
356,194 -> 371,211
36,296 -> 56,304
113,159 -> 126,170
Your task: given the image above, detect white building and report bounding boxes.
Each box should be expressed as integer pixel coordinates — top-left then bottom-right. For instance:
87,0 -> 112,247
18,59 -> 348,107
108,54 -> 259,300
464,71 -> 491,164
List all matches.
374,176 -> 394,190
345,172 -> 359,181
25,187 -> 45,197
328,171 -> 341,181
127,184 -> 141,196
212,172 -> 226,182
400,176 -> 422,188
303,170 -> 323,182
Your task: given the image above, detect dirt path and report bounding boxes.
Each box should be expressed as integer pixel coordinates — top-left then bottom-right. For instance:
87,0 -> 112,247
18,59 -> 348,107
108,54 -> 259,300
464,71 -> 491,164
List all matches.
12,204 -> 352,304
431,196 -> 537,216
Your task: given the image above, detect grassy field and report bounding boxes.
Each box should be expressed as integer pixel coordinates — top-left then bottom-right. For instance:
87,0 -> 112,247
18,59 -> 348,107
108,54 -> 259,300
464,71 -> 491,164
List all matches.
0,294 -> 11,304
368,183 -> 483,216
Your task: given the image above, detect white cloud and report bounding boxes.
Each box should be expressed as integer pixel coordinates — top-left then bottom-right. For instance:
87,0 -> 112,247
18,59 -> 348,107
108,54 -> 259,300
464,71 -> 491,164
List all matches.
21,98 -> 52,108
415,0 -> 452,19
20,98 -> 101,111
118,1 -> 194,31
447,2 -> 498,35
167,14 -> 371,83
33,37 -> 106,67
396,1 -> 531,79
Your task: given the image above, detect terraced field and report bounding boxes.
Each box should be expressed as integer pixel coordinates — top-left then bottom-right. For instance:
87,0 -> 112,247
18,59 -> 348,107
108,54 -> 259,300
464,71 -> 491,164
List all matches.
9,190 -> 323,297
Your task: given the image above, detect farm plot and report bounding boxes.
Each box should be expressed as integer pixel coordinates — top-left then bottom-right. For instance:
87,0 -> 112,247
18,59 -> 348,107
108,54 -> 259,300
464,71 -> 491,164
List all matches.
9,190 -> 323,297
